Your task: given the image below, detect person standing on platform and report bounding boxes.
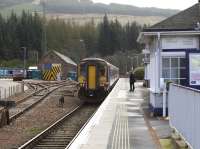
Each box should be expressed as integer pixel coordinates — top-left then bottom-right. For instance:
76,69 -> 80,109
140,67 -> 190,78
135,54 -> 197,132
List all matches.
129,72 -> 136,92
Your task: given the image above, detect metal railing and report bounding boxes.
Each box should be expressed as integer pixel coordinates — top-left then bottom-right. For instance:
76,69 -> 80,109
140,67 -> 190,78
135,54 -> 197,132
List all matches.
169,84 -> 200,149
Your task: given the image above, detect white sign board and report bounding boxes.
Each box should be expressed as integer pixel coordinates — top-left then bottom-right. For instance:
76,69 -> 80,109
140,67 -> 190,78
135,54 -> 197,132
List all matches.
189,53 -> 200,86
162,36 -> 199,49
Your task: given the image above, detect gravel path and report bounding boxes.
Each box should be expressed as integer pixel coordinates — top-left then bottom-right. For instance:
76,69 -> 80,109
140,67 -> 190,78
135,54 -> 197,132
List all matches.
0,86 -> 81,149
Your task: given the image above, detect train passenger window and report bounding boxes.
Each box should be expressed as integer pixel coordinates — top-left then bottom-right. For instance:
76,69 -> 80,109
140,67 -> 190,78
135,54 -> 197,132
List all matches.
100,69 -> 105,76
99,65 -> 107,76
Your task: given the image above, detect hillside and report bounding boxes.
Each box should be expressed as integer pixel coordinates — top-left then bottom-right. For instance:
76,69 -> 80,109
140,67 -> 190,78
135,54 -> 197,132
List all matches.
0,0 -> 179,17
45,0 -> 179,17
0,0 -> 32,8
0,0 -> 179,25
48,13 -> 165,26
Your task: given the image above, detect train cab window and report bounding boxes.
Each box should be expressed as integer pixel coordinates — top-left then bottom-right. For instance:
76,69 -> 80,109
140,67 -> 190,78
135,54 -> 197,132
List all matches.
99,65 -> 107,86
100,69 -> 105,76
80,65 -> 86,76
78,63 -> 87,84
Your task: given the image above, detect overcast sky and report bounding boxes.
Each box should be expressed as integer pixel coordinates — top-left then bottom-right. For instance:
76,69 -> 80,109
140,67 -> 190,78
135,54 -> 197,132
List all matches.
93,0 -> 197,10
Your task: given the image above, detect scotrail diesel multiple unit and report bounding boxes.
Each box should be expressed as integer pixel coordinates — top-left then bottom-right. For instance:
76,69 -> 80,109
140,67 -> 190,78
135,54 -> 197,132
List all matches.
78,58 -> 119,102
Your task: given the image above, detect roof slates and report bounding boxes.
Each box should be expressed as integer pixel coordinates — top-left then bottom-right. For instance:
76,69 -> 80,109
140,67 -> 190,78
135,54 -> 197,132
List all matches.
53,51 -> 77,66
145,3 -> 200,31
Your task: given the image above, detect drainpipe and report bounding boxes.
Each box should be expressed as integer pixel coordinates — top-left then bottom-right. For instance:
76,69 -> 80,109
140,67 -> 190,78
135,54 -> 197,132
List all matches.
156,32 -> 166,117
157,32 -> 161,92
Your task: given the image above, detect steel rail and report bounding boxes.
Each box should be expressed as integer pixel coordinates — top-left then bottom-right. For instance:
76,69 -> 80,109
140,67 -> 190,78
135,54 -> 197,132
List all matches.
18,104 -> 82,149
9,84 -> 69,122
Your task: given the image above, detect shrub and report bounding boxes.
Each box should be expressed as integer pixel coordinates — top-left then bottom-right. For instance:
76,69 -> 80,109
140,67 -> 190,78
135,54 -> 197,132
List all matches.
166,80 -> 173,91
133,67 -> 144,80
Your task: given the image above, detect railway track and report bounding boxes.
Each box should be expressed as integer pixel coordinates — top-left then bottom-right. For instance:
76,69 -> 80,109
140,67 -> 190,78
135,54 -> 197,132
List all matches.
18,104 -> 98,149
14,81 -> 68,104
8,80 -> 78,122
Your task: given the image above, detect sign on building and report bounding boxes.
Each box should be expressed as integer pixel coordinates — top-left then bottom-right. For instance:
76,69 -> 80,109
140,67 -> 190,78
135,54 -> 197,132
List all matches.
189,53 -> 200,85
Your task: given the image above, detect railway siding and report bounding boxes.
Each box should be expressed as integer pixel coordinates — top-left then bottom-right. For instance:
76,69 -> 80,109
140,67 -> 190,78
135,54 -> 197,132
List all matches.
8,81 -> 78,122
0,81 -> 81,149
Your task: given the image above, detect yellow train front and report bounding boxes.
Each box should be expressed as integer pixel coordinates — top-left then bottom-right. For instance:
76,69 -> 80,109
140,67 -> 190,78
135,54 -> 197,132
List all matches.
78,58 -> 119,103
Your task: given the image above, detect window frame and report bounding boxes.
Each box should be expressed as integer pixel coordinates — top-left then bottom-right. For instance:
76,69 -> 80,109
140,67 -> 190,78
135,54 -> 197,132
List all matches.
162,56 -> 186,84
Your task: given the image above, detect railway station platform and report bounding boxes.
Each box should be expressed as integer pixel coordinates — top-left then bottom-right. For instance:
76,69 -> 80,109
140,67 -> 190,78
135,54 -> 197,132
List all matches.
67,78 -> 157,149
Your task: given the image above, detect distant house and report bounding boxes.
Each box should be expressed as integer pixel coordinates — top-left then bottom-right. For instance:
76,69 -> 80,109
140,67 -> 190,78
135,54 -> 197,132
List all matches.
38,50 -> 77,80
137,2 -> 200,115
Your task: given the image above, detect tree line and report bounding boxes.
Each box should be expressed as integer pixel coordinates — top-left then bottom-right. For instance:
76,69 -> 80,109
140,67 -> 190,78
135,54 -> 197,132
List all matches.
0,11 -> 144,72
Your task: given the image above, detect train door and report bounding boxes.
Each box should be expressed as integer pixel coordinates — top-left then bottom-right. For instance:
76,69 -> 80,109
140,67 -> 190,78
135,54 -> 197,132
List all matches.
88,65 -> 96,89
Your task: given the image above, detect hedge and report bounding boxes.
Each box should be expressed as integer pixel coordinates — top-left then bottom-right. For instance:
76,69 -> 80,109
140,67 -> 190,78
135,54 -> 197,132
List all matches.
133,67 -> 144,80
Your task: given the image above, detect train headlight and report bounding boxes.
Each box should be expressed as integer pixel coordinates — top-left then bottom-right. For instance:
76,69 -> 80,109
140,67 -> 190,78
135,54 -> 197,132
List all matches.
79,80 -> 87,88
79,83 -> 84,87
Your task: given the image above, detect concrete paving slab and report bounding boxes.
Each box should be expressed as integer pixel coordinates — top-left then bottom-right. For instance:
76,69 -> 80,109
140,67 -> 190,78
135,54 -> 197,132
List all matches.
67,78 -> 157,149
149,119 -> 171,139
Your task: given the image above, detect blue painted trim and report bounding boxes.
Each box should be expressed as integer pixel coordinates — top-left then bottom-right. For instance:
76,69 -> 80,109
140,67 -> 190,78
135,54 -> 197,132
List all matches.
186,50 -> 200,90
149,103 -> 168,116
162,49 -> 197,52
161,49 -> 200,90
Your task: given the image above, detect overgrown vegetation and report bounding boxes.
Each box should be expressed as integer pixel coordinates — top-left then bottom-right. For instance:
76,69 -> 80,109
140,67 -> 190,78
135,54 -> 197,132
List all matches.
134,67 -> 144,80
27,127 -> 43,136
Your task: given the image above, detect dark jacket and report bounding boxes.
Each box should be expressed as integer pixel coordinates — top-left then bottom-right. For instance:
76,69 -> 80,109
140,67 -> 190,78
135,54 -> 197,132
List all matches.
129,73 -> 135,83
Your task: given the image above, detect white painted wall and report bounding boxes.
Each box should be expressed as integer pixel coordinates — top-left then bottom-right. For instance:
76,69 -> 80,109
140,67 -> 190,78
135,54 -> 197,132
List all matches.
145,64 -> 150,80
161,36 -> 199,49
147,35 -> 199,94
147,37 -> 161,93
142,33 -> 200,110
149,52 -> 158,92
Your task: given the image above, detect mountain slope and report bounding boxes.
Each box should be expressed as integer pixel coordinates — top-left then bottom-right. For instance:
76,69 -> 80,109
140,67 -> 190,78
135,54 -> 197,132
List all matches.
0,0 -> 179,17
45,0 -> 179,17
0,0 -> 32,8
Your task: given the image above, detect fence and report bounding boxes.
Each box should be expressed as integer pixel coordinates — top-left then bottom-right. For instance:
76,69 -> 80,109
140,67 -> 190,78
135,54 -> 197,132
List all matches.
0,84 -> 22,100
169,84 -> 200,149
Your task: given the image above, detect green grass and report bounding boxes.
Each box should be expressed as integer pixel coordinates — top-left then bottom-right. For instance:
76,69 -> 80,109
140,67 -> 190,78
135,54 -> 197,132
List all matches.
0,2 -> 42,17
160,139 -> 173,149
27,127 -> 43,136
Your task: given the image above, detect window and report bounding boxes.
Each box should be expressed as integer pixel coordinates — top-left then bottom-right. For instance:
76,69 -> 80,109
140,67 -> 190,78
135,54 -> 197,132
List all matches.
162,57 -> 186,85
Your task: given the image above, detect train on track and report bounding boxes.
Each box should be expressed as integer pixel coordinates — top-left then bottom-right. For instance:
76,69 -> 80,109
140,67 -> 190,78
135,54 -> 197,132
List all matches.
78,58 -> 119,102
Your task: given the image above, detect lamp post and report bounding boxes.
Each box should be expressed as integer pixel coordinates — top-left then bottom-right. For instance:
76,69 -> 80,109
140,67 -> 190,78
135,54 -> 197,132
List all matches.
128,54 -> 142,71
80,39 -> 86,58
128,56 -> 134,70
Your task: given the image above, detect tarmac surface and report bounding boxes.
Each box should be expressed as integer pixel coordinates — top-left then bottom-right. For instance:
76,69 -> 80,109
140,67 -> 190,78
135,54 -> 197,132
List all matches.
68,78 -> 160,149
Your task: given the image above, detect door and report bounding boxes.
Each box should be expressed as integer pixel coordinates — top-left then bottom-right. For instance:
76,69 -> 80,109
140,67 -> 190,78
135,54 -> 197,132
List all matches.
88,65 -> 96,89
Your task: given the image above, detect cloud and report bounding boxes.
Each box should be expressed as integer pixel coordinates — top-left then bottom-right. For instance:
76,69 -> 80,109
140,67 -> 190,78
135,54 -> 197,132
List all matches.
32,0 -> 41,5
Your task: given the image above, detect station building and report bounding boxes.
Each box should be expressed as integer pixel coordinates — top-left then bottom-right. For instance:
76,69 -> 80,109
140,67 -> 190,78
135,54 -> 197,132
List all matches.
138,2 -> 200,115
38,50 -> 77,80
